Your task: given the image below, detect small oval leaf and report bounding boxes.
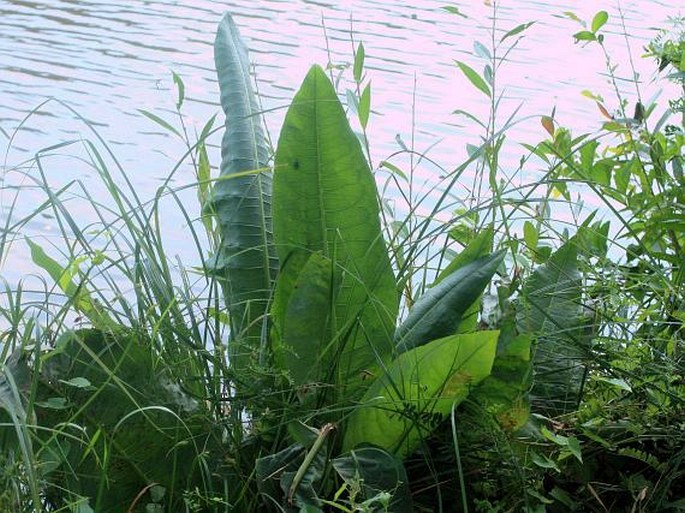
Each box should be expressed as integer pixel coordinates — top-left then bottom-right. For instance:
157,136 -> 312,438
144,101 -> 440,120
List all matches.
59,377 -> 92,389
591,11 -> 608,33
573,30 -> 596,42
474,41 -> 491,60
483,64 -> 493,85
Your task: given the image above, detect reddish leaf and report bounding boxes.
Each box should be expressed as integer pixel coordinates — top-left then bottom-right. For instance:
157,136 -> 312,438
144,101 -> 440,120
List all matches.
596,102 -> 613,120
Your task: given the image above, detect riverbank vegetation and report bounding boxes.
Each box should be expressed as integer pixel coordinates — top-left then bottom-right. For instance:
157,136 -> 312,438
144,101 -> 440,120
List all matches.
0,5 -> 683,512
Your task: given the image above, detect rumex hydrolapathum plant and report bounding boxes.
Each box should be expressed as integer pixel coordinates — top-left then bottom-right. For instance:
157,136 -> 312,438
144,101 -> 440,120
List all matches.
210,16 -> 518,511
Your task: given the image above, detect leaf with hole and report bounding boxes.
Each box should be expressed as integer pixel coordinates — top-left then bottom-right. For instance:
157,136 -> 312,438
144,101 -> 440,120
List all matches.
274,65 -> 398,399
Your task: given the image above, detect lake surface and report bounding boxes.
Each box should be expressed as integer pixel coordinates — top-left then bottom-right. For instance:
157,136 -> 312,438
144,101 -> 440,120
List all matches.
0,0 -> 678,285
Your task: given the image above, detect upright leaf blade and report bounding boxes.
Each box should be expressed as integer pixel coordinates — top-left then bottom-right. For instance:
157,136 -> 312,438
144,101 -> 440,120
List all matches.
359,82 -> 371,129
273,65 -> 398,399
353,42 -> 365,83
210,13 -> 277,376
591,11 -> 608,33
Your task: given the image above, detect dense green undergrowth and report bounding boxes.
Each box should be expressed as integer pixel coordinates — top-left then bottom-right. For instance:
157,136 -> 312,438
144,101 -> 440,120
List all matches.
0,5 -> 684,513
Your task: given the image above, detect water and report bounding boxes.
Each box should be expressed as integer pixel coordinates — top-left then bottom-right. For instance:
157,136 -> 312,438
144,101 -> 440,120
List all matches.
0,0 -> 679,285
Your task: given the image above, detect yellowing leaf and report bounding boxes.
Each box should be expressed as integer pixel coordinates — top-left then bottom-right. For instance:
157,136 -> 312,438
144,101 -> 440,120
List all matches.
343,331 -> 498,456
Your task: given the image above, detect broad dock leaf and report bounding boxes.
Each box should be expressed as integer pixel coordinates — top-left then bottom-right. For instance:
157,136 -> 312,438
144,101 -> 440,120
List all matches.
273,65 -> 398,400
271,251 -> 335,394
343,331 -> 498,457
470,332 -> 533,431
37,329 -> 206,512
433,228 -> 495,334
333,446 -> 413,513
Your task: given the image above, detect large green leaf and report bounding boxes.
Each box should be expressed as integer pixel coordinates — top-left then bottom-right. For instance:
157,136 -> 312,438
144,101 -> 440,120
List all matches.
0,352 -> 41,508
209,13 -> 277,375
256,424 -> 332,513
272,251 -> 336,396
434,228 -> 495,285
395,250 -> 504,354
517,243 -> 588,416
343,331 -> 498,457
256,444 -> 309,513
273,65 -> 398,399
